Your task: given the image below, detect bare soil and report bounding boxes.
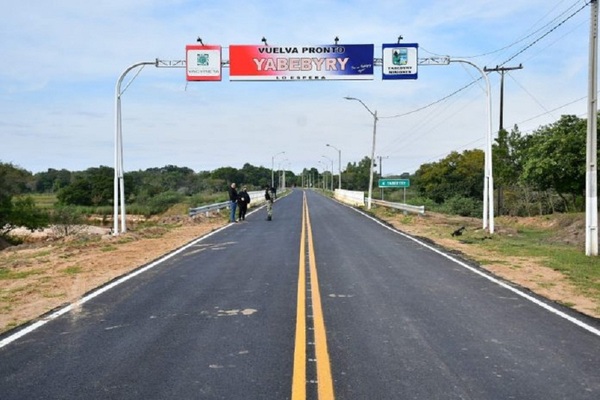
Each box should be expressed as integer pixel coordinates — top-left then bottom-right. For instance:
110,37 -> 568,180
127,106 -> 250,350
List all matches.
1,207 -> 598,335
0,214 -> 225,333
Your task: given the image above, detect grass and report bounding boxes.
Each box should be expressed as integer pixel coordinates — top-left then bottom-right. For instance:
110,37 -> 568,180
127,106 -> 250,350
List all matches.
63,266 -> 83,275
28,193 -> 57,209
0,267 -> 44,280
100,245 -> 118,252
477,226 -> 600,296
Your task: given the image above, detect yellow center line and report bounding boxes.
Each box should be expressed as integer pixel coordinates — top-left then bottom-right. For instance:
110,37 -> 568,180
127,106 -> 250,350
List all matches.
291,193 -> 307,399
292,192 -> 335,400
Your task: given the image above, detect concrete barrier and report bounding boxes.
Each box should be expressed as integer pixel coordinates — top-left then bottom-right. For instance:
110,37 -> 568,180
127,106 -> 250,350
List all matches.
333,189 -> 425,214
334,189 -> 365,206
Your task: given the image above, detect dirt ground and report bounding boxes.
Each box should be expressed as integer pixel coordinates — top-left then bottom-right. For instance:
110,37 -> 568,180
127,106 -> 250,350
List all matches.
1,207 -> 598,335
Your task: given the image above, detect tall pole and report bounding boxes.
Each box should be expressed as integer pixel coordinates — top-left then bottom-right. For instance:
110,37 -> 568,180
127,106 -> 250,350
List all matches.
271,151 -> 285,188
322,155 -> 334,191
378,155 -> 388,200
326,144 -> 342,190
450,59 -> 494,234
344,97 -> 378,210
113,60 -> 156,236
368,112 -> 378,210
483,64 -> 523,216
483,64 -> 523,131
587,0 -> 599,256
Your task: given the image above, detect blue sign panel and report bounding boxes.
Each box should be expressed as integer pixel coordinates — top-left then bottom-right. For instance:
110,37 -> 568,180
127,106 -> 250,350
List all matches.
382,43 -> 418,80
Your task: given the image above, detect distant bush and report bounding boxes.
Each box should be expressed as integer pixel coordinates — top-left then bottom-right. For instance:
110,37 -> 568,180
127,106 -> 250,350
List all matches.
50,206 -> 85,237
137,191 -> 184,216
440,196 -> 483,217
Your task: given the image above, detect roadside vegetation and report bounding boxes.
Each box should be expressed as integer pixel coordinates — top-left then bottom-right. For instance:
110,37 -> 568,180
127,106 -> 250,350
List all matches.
1,113 -> 600,320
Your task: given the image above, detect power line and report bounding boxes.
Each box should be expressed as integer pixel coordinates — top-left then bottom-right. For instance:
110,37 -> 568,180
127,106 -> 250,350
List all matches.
383,1 -> 590,123
498,1 -> 590,66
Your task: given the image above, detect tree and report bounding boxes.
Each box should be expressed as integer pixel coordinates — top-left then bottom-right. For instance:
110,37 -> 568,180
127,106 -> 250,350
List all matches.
520,115 -> 586,211
343,157 -> 374,191
414,150 -> 484,204
211,167 -> 245,186
0,163 -> 46,236
34,168 -> 72,193
56,166 -> 114,206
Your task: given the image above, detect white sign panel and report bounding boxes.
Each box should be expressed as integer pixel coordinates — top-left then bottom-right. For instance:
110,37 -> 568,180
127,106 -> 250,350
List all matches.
186,45 -> 222,81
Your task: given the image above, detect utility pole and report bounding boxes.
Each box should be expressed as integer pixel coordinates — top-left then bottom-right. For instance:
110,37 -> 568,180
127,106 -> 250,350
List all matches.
483,64 -> 523,131
586,0 -> 598,256
484,64 -> 523,216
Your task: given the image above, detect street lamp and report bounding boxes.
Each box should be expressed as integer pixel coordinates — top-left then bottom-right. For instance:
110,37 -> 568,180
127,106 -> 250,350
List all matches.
317,161 -> 327,190
344,96 -> 378,209
278,158 -> 289,190
326,143 -> 342,190
322,155 -> 334,191
271,151 -> 285,188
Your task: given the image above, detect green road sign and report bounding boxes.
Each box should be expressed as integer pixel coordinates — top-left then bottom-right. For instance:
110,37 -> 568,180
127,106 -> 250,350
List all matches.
378,179 -> 410,188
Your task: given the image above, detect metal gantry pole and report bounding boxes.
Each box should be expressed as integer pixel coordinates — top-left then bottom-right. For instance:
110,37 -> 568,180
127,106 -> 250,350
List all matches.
113,60 -> 156,236
449,59 -> 495,234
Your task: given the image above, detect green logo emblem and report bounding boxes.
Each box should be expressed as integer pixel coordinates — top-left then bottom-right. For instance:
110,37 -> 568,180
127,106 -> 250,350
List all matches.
197,53 -> 209,66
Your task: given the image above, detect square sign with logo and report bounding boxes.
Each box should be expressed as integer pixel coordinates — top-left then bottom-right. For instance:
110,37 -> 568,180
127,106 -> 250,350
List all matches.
382,43 -> 418,80
186,45 -> 222,81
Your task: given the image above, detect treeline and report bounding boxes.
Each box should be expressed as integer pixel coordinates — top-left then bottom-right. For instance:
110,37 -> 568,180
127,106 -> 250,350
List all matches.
0,163 -> 298,237
412,115 -> 592,216
0,114 -> 595,237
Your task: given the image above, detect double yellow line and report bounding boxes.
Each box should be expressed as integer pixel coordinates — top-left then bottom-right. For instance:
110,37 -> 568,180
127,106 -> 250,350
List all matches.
292,192 -> 335,399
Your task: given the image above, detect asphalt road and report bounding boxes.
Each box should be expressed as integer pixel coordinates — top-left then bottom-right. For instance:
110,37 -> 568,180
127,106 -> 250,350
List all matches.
1,189 -> 599,399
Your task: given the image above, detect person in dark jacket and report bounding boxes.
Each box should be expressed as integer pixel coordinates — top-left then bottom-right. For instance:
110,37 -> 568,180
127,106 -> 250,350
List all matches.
228,183 -> 238,223
265,185 -> 273,221
237,186 -> 251,221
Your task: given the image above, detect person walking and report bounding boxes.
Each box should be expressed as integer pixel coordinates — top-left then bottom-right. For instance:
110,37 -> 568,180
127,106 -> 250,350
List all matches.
238,186 -> 251,221
265,185 -> 273,221
228,183 -> 238,223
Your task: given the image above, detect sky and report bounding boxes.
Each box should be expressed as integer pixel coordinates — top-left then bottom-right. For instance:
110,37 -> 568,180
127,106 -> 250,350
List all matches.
0,0 -> 595,177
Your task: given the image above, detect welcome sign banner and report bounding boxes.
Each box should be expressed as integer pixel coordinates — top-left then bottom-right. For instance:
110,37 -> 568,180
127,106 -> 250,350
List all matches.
229,44 -> 374,81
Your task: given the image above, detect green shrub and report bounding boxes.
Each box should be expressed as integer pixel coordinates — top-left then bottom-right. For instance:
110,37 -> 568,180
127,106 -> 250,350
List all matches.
441,196 -> 483,217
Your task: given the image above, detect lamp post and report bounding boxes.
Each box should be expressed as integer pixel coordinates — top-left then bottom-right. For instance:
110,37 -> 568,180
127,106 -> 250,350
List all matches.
278,159 -> 288,190
271,151 -> 285,189
344,96 -> 378,209
449,59 -> 494,234
322,155 -> 334,191
317,161 -> 327,190
326,143 -> 342,190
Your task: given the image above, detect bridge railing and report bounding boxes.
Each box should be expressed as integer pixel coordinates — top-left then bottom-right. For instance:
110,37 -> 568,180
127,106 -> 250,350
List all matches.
333,189 -> 425,215
188,190 -> 284,217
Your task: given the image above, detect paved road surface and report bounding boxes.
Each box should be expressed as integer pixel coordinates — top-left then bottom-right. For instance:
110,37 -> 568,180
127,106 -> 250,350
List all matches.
1,189 -> 599,399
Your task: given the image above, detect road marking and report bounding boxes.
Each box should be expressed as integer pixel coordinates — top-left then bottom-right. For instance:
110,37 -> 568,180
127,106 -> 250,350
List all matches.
0,223 -> 233,349
349,206 -> 600,338
292,192 -> 335,399
291,194 -> 307,399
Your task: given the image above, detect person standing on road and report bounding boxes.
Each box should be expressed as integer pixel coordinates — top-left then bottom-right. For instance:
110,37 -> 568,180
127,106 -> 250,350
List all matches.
238,186 -> 251,221
228,183 -> 238,223
265,185 -> 273,221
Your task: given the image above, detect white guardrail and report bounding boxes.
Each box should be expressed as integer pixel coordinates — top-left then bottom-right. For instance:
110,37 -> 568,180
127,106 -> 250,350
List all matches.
369,198 -> 425,214
189,190 -> 281,217
333,189 -> 425,215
